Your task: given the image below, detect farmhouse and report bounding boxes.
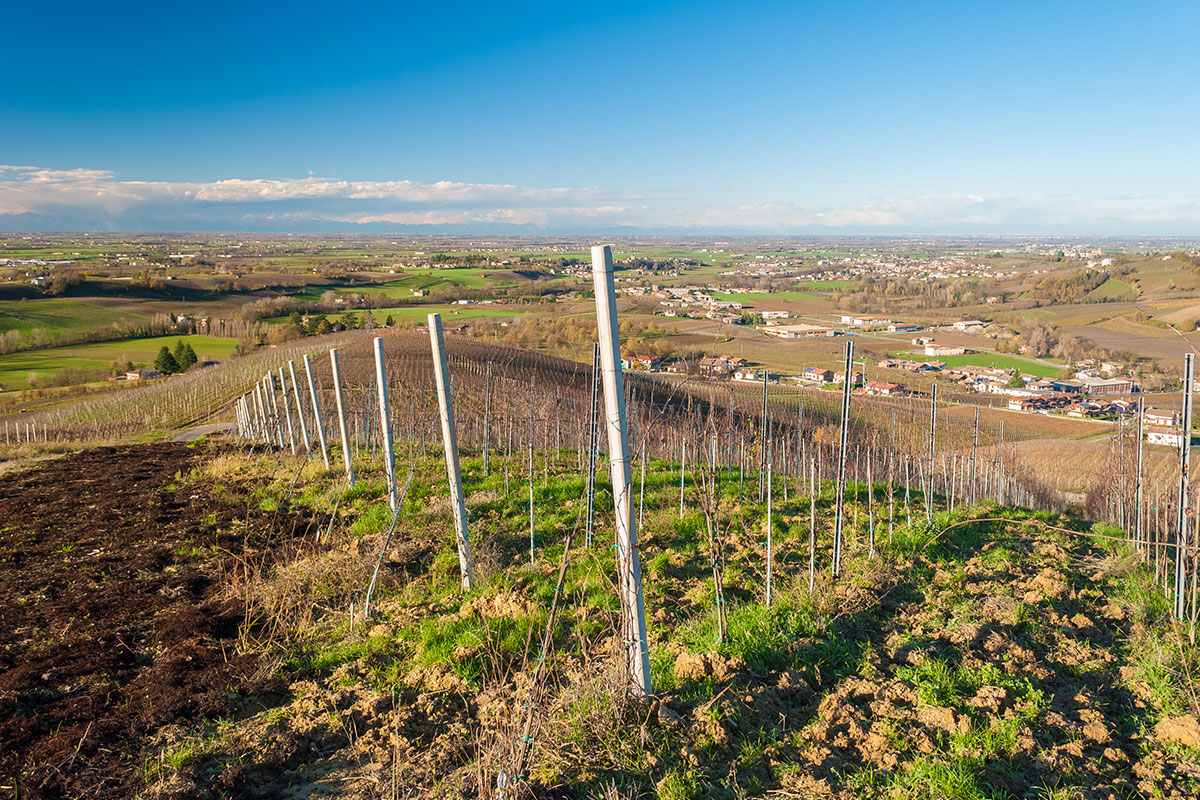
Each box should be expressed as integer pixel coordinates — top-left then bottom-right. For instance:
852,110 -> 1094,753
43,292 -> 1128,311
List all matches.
839,314 -> 892,329
888,322 -> 923,332
1147,427 -> 1186,448
923,342 -> 966,357
863,380 -> 905,396
1077,376 -> 1137,395
953,320 -> 986,331
1066,402 -> 1105,419
761,323 -> 837,339
1051,379 -> 1085,394
833,370 -> 864,387
621,355 -> 663,372
796,368 -> 834,384
1144,408 -> 1180,427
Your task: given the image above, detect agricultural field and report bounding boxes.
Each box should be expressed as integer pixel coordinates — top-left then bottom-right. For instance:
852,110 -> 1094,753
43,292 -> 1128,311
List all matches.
0,297 -> 148,339
0,334 -> 238,389
891,351 -> 1063,379
2,435 -> 1198,798
1,284 -> 1200,798
710,291 -> 828,303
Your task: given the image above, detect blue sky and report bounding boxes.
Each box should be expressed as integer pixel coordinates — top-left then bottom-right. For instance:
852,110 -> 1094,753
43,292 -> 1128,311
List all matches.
3,0 -> 1199,233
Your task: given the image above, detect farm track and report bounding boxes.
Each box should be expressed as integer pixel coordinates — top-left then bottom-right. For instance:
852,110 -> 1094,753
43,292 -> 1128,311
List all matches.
0,442 -> 315,800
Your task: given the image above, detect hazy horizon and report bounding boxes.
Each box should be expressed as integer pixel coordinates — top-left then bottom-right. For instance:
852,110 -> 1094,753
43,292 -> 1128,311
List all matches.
4,1 -> 1199,235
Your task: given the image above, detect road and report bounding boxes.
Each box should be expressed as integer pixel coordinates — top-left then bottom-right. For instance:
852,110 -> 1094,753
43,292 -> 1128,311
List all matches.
170,422 -> 234,442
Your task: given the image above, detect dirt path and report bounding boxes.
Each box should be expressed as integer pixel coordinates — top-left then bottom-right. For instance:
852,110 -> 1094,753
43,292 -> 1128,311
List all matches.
0,443 -> 307,799
171,422 -> 235,442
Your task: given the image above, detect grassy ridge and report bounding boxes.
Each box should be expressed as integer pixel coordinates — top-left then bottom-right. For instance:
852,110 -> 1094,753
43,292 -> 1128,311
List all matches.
134,442 -> 1200,799
0,298 -> 146,338
0,334 -> 238,387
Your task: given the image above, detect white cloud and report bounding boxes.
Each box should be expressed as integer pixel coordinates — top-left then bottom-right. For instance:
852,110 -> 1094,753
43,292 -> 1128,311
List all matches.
1,164 -> 1199,232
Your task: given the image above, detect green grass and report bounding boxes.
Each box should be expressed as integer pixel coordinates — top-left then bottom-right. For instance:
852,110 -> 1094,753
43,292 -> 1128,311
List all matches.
0,334 -> 238,388
264,304 -> 521,327
0,297 -> 146,339
893,351 -> 1061,379
1088,277 -> 1136,300
709,291 -> 825,302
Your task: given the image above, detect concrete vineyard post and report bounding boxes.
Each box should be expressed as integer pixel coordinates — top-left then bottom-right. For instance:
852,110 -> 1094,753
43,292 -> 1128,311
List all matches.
253,384 -> 268,444
867,455 -> 875,559
679,437 -> 687,519
759,368 -> 768,501
585,342 -> 600,547
1135,397 -> 1145,554
766,435 -> 773,606
329,348 -> 355,487
638,437 -> 646,528
278,367 -> 297,454
927,383 -> 938,523
592,244 -> 652,697
528,377 -> 535,562
303,354 -> 331,469
970,406 -> 979,506
270,373 -> 285,448
428,314 -> 475,590
372,337 -> 398,509
288,360 -> 311,455
1176,353 -> 1195,620
483,361 -> 492,476
809,457 -> 816,592
832,340 -> 853,577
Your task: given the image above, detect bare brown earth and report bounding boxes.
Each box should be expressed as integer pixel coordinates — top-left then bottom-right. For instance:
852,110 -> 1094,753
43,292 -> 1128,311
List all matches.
0,443 -> 317,799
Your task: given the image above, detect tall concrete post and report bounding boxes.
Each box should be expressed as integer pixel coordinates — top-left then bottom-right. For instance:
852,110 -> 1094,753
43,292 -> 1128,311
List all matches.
265,373 -> 285,448
1176,354 -> 1195,620
1135,396 -> 1145,551
278,366 -> 297,454
832,340 -> 854,576
373,337 -> 398,509
288,360 -> 311,455
253,383 -> 267,443
592,244 -> 652,697
429,314 -> 475,590
303,354 -> 331,469
927,383 -> 938,522
329,348 -> 355,487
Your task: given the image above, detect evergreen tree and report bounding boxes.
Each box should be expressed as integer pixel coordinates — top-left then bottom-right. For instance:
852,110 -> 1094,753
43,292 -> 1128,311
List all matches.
341,312 -> 360,330
385,314 -> 395,327
178,343 -> 198,370
154,346 -> 180,374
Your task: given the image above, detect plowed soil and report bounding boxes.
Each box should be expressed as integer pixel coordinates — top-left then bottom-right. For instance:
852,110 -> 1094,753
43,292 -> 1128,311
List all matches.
0,443 -> 312,799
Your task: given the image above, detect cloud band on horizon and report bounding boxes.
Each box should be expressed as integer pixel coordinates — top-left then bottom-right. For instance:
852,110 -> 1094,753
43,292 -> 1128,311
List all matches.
1,165 -> 1198,235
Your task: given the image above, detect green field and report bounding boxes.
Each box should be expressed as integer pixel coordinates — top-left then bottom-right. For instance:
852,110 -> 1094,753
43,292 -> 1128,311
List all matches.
710,291 -> 825,302
265,304 -> 522,328
895,351 -> 1062,378
289,269 -> 525,302
796,279 -> 858,290
342,305 -> 518,324
0,298 -> 146,340
1088,277 -> 1136,300
0,334 -> 238,389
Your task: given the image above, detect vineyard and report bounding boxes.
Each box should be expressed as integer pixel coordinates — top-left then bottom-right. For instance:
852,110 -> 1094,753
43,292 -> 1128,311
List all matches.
3,249 -> 1200,799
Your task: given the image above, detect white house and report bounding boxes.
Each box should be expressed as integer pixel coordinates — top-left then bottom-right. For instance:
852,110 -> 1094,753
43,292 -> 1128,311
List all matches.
1147,427 -> 1186,448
